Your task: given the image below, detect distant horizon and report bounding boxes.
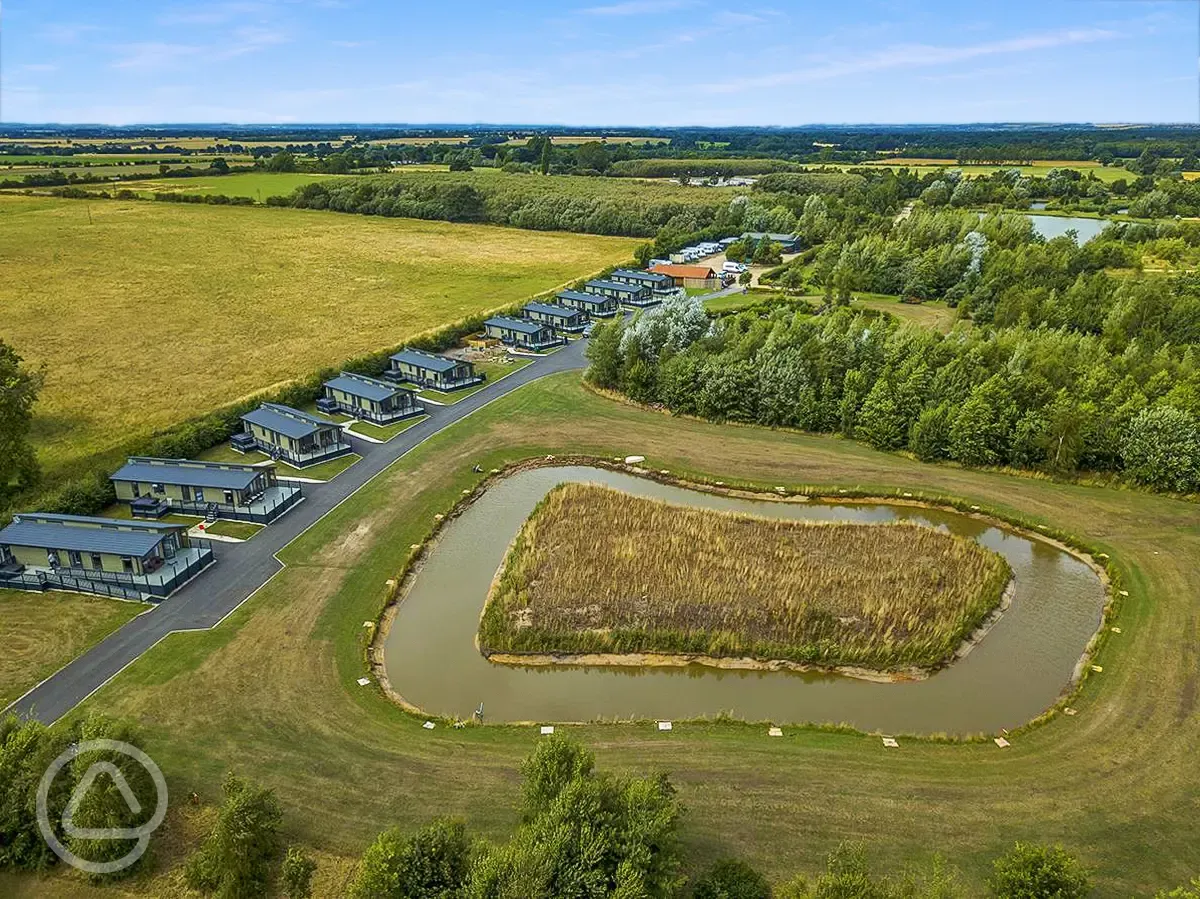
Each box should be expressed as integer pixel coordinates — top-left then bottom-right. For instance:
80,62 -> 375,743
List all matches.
3,0 -> 1195,125
2,121 -> 1196,131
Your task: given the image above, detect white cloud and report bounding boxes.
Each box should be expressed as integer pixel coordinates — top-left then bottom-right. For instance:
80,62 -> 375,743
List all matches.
579,0 -> 695,16
701,27 -> 1121,93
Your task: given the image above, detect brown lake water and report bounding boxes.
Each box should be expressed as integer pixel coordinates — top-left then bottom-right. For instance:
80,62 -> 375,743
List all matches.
383,467 -> 1107,734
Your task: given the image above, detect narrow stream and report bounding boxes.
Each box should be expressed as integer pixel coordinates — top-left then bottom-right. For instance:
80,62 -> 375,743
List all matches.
383,467 -> 1106,734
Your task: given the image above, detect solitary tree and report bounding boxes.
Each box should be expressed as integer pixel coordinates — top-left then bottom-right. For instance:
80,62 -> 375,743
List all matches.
0,340 -> 43,494
184,773 -> 283,898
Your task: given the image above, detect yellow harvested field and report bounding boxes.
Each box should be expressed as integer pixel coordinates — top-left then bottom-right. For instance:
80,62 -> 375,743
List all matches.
0,593 -> 143,707
0,195 -> 637,479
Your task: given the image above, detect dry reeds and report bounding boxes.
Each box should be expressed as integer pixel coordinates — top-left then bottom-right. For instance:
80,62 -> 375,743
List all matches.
480,483 -> 1011,671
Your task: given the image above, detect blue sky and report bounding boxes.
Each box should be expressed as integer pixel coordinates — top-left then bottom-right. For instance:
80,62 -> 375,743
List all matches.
2,0 -> 1196,125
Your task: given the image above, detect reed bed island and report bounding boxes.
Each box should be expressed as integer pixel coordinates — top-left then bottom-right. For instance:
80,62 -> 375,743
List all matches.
479,483 -> 1013,673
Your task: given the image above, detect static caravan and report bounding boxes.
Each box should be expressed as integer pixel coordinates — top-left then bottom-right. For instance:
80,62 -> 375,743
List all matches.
555,289 -> 618,318
110,456 -> 300,524
484,316 -> 563,351
584,279 -> 654,307
235,403 -> 351,467
610,269 -> 676,294
321,371 -> 423,424
386,349 -> 482,392
522,302 -> 587,334
0,513 -> 214,600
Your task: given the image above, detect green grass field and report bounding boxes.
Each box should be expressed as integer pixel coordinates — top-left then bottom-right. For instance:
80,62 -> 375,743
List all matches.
0,195 -> 637,483
851,159 -> 1132,184
83,171 -> 345,199
849,293 -> 961,333
0,593 -> 144,708
8,373 -> 1195,897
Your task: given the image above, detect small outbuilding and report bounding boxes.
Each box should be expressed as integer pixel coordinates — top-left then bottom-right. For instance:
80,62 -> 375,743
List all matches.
236,403 -> 351,467
555,289 -> 619,318
522,302 -> 587,334
386,349 -> 482,392
741,231 -> 800,254
484,316 -> 563,351
321,371 -> 423,424
648,263 -> 722,291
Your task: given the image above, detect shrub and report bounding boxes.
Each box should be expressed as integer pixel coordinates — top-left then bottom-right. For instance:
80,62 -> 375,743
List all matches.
692,858 -> 771,899
184,773 -> 283,898
349,819 -> 471,899
282,846 -> 317,898
988,843 -> 1090,899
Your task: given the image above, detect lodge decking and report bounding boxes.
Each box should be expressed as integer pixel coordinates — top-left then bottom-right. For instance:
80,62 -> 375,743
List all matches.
321,371 -> 424,424
555,289 -> 619,318
584,279 -> 655,306
0,513 -> 214,601
386,349 -> 483,391
484,316 -> 564,351
111,456 -> 302,524
237,403 -> 352,468
610,269 -> 676,294
522,302 -> 587,334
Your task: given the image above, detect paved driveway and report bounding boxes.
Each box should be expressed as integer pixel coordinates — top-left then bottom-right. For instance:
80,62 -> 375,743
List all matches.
7,340 -> 590,725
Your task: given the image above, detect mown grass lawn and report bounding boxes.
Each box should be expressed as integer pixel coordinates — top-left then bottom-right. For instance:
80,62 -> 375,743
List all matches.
192,444 -> 361,481
0,194 -> 636,484
0,593 -> 144,709
347,414 -> 428,442
16,373 -> 1198,898
849,293 -> 961,333
200,519 -> 263,540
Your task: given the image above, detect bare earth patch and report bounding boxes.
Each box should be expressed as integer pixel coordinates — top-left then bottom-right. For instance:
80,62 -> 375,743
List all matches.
479,483 -> 1011,672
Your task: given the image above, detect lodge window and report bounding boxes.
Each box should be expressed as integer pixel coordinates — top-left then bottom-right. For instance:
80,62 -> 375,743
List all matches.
68,550 -> 82,567
153,483 -> 165,495
195,488 -> 205,502
91,553 -> 103,569
121,557 -> 134,573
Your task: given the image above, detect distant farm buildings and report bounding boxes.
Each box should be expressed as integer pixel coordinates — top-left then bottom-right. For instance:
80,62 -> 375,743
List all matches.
649,263 -> 722,291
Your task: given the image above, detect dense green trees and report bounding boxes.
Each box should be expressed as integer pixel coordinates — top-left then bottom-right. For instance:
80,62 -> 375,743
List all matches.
0,340 -> 43,495
0,714 -> 160,878
345,736 -> 681,899
589,292 -> 1200,493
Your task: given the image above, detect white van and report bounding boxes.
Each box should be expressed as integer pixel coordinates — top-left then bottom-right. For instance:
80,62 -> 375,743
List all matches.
723,261 -> 747,274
